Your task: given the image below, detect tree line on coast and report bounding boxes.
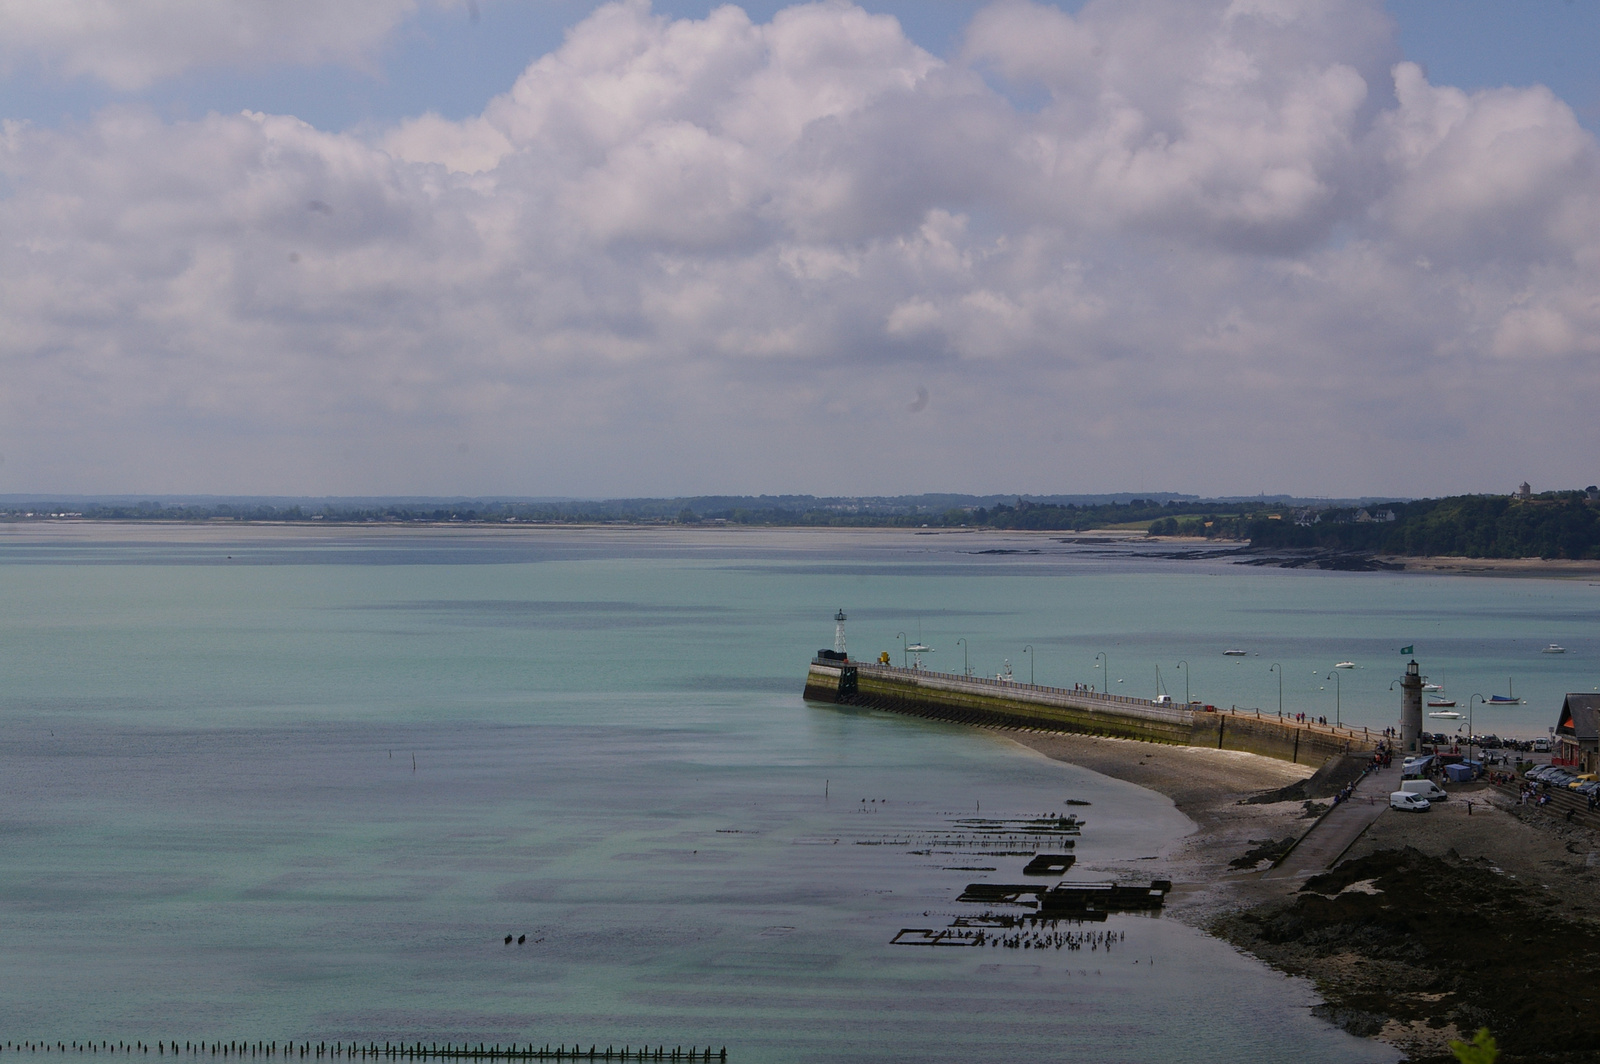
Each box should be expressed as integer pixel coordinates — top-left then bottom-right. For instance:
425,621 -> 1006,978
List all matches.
1161,490 -> 1600,560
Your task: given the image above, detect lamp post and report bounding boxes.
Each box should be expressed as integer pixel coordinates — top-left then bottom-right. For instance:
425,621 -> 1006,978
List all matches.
1325,671 -> 1341,727
1094,652 -> 1108,695
1023,644 -> 1034,685
956,638 -> 969,677
1176,661 -> 1189,706
896,631 -> 907,668
1270,663 -> 1282,717
1469,694 -> 1486,765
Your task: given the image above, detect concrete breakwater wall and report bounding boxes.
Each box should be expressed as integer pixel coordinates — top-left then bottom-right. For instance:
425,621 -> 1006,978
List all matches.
805,660 -> 1374,767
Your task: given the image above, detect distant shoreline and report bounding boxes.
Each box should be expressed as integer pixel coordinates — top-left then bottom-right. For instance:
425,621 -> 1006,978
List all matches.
5,520 -> 1599,578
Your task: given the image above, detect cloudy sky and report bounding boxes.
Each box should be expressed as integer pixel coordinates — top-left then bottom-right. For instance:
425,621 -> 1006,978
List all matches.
2,0 -> 1597,499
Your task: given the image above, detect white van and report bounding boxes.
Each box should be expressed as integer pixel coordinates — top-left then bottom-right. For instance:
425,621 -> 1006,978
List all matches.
1401,779 -> 1448,802
1390,791 -> 1431,812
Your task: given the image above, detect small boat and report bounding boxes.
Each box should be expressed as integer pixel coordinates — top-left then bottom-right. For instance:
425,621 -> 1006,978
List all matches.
1422,682 -> 1444,692
1542,644 -> 1566,654
996,659 -> 1015,682
1487,678 -> 1522,705
1427,699 -> 1456,709
1223,649 -> 1247,656
1334,661 -> 1355,669
1427,710 -> 1461,719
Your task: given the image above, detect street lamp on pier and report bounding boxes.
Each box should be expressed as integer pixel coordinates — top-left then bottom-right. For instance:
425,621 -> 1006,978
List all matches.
1023,645 -> 1034,685
896,632 -> 907,668
1469,694 -> 1486,765
1176,661 -> 1189,707
956,638 -> 969,677
1094,652 -> 1108,695
1325,671 -> 1342,727
1269,663 -> 1282,717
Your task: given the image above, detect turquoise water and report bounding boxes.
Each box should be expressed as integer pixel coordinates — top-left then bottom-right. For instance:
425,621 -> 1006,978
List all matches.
6,524 -> 1589,1060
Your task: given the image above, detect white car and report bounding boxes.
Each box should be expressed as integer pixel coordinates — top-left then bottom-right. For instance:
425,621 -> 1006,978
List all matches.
1390,791 -> 1431,812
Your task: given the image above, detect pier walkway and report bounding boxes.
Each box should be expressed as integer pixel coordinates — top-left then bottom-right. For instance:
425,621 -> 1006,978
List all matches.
813,660 -> 1382,766
1261,760 -> 1400,883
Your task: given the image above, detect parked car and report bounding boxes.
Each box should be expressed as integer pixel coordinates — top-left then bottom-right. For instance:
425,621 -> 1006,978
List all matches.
1390,791 -> 1431,812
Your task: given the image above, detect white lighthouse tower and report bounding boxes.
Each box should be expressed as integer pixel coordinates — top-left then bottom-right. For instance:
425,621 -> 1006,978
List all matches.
834,609 -> 848,658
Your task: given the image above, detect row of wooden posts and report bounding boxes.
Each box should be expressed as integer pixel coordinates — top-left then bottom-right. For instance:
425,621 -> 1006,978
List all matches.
2,1046 -> 724,1063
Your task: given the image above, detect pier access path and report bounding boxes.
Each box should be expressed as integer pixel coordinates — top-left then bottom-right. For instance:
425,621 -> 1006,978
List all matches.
1260,760 -> 1401,883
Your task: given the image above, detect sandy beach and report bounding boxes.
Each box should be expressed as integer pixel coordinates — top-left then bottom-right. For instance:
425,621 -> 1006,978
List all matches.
1009,732 -> 1325,921
1388,555 -> 1600,579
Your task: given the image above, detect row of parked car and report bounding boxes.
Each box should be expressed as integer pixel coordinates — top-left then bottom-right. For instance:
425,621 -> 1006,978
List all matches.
1525,764 -> 1600,796
1423,733 -> 1549,752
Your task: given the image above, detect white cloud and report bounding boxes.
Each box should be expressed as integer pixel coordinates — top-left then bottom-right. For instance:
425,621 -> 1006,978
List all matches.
1,0 -> 1599,497
0,0 -> 449,90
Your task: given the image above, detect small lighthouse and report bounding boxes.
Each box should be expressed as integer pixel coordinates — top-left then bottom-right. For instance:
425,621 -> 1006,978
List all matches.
1400,659 -> 1423,755
834,609 -> 848,658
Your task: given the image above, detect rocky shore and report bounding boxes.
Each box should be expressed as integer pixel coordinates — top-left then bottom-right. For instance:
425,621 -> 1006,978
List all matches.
1011,734 -> 1600,1062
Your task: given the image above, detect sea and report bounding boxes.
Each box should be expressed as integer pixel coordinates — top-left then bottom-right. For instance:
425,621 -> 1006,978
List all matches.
2,523 -> 1594,1062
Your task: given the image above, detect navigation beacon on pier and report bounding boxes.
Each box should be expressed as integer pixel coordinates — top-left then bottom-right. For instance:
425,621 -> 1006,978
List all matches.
834,608 -> 847,658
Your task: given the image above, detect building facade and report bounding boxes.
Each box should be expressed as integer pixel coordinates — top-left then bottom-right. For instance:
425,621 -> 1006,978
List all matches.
1554,694 -> 1600,771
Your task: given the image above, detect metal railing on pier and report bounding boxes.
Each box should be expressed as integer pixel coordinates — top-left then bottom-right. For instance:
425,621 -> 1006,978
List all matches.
851,663 -> 1194,726
838,662 -> 1381,745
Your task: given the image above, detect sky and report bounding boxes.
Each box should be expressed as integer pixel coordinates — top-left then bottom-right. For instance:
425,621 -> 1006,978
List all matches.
1,0 -> 1598,499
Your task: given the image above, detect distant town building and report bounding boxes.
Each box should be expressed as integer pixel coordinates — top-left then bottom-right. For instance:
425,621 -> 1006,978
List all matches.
1517,481 -> 1532,500
1353,508 -> 1395,523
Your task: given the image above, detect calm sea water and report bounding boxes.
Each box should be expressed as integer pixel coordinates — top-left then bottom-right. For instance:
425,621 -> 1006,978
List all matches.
5,524 -> 1592,1061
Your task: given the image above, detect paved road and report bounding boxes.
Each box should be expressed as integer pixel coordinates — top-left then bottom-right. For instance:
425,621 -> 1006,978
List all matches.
1260,761 -> 1400,883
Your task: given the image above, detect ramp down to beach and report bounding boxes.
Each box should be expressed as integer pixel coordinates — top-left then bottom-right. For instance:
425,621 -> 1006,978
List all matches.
804,658 -> 1377,769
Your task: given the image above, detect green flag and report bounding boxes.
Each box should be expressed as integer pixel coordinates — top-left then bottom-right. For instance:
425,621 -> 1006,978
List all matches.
1400,645 -> 1414,655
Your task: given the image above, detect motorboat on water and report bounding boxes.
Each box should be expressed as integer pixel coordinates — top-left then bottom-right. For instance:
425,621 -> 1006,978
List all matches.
1542,644 -> 1566,654
1335,661 -> 1355,669
1427,710 -> 1461,719
1422,682 -> 1444,692
1427,699 -> 1457,709
1223,649 -> 1247,656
